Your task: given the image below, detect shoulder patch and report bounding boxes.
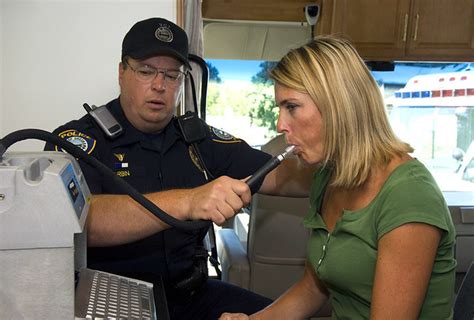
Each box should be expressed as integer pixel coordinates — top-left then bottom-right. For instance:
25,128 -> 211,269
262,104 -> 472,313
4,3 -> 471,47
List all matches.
55,129 -> 96,154
209,126 -> 242,144
209,126 -> 237,141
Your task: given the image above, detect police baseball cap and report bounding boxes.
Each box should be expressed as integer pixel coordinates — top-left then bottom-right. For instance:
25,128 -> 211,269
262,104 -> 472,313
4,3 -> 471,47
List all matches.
122,17 -> 191,69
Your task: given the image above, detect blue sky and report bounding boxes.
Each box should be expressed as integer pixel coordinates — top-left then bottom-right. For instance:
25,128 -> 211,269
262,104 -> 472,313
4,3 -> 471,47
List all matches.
206,59 -> 264,81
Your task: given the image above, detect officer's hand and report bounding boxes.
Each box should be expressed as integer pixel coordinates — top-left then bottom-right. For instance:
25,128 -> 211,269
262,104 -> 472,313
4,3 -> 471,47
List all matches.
219,312 -> 250,320
189,176 -> 251,225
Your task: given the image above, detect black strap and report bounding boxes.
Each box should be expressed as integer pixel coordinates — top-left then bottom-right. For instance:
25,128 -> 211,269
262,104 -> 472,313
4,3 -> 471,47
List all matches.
176,112 -> 221,278
207,224 -> 222,279
190,143 -> 220,278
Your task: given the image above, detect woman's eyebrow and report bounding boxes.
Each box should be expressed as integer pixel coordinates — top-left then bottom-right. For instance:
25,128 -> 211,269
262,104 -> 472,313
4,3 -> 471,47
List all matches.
277,98 -> 298,106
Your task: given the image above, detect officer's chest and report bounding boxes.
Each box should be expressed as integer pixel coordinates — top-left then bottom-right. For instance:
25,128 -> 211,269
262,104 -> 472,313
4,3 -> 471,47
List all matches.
101,140 -> 208,194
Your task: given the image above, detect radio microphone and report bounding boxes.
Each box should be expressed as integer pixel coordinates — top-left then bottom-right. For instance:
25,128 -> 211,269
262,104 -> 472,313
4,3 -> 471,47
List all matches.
246,145 -> 296,193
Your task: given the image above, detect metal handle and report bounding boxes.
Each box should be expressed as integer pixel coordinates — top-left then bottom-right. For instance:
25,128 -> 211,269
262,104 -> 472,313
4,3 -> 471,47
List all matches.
402,13 -> 408,42
413,13 -> 420,41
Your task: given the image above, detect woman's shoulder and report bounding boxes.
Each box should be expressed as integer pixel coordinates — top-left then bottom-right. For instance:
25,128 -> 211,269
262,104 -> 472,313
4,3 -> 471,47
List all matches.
384,158 -> 438,190
375,159 -> 454,237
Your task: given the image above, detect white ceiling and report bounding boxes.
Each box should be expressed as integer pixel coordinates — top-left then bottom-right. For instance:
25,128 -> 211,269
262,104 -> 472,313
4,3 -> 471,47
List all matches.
203,21 -> 312,61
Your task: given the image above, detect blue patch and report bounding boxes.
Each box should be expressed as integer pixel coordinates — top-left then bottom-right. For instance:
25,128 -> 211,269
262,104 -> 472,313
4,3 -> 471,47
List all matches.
114,163 -> 129,169
55,129 -> 96,154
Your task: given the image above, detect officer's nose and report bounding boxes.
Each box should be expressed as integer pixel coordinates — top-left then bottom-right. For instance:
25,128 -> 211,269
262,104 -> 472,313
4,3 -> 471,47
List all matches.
151,72 -> 166,91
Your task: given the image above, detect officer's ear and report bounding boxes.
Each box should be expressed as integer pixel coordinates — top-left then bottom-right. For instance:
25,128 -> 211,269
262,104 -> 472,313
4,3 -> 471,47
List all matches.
118,62 -> 126,86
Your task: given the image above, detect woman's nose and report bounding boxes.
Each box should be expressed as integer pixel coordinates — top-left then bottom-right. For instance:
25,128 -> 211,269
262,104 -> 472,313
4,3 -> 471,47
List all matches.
276,114 -> 287,134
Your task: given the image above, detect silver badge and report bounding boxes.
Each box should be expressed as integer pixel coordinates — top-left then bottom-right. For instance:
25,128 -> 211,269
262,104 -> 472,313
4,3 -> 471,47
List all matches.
155,26 -> 173,43
211,127 -> 234,140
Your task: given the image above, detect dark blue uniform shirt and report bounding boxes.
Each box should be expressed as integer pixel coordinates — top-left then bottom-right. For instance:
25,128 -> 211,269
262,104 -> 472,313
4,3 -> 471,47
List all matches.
45,98 -> 271,283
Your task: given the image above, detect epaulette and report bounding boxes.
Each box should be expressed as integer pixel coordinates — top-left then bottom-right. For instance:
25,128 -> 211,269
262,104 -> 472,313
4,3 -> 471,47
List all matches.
208,125 -> 242,144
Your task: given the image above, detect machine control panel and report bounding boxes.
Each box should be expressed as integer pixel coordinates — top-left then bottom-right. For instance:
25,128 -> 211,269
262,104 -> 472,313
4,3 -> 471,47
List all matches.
61,162 -> 87,220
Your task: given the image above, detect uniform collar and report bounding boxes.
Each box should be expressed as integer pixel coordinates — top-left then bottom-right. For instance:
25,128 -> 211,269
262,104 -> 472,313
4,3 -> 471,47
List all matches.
108,97 -> 183,153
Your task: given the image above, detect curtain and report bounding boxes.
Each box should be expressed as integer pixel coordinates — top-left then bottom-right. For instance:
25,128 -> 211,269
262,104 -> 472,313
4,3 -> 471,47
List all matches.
183,0 -> 205,116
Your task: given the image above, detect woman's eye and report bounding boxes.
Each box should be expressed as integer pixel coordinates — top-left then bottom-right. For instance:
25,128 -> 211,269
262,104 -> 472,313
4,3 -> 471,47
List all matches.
286,103 -> 298,111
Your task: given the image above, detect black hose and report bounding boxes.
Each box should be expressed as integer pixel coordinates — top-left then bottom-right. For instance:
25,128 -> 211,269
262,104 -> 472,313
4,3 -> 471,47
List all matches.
0,129 -> 211,231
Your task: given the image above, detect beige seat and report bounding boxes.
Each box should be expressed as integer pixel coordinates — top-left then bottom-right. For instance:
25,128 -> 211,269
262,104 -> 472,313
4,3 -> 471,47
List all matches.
217,194 -> 311,296
447,202 -> 474,291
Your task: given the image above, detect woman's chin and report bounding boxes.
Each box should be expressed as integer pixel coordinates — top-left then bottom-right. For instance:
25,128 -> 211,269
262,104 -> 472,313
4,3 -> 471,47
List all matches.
297,153 -> 322,166
296,153 -> 310,165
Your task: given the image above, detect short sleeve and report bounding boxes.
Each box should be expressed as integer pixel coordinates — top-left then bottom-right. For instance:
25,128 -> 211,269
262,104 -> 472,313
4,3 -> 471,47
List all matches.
375,176 -> 451,240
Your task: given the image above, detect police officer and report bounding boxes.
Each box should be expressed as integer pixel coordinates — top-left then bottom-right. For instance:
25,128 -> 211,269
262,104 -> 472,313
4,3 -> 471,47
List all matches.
45,17 -> 273,320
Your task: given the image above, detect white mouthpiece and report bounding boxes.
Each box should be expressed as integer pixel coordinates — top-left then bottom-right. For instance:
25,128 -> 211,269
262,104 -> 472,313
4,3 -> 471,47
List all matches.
284,145 -> 296,155
277,145 -> 296,161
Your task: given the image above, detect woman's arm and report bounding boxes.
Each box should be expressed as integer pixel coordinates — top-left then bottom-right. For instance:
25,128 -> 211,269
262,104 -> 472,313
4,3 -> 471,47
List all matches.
259,158 -> 316,197
220,262 -> 330,320
370,222 -> 442,319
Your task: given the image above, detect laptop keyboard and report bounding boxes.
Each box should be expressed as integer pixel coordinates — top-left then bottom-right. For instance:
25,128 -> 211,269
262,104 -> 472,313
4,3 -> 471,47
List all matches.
75,268 -> 156,319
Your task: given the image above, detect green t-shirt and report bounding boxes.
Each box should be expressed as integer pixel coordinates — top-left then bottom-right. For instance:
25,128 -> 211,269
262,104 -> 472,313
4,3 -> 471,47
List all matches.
303,159 -> 456,319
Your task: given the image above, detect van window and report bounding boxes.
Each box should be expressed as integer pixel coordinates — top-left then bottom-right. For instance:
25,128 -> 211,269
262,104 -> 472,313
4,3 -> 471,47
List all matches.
380,63 -> 474,192
205,60 -> 474,192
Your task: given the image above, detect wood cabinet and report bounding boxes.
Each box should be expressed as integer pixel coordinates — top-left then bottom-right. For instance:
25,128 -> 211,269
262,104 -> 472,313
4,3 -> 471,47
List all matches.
325,0 -> 474,61
202,0 -> 312,23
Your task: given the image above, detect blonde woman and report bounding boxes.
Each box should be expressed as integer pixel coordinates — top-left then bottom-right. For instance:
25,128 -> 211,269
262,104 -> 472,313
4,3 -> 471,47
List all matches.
221,36 -> 456,319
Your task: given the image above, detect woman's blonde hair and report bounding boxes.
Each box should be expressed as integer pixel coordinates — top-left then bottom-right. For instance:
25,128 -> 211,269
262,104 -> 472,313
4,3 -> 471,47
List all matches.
270,36 -> 413,188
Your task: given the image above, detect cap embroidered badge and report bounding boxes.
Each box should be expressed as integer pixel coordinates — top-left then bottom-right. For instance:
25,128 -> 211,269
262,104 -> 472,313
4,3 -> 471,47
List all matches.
155,26 -> 173,42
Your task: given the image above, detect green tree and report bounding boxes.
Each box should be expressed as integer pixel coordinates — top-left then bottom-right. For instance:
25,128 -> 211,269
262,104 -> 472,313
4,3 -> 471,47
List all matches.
249,84 -> 278,136
206,60 -> 279,139
251,61 -> 277,85
206,84 -> 221,116
249,61 -> 278,136
205,62 -> 222,116
207,62 -> 222,83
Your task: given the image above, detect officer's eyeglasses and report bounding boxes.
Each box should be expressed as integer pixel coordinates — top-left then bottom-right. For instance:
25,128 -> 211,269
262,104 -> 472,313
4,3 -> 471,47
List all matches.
125,60 -> 186,85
